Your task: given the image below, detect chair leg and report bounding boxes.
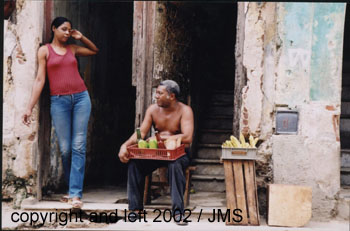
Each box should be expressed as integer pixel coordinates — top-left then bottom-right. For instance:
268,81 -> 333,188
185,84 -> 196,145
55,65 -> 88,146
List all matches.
143,175 -> 152,205
184,168 -> 191,207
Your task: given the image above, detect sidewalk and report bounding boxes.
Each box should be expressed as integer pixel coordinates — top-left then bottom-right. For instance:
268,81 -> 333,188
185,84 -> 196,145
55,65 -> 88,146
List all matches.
2,188 -> 349,231
2,201 -> 349,231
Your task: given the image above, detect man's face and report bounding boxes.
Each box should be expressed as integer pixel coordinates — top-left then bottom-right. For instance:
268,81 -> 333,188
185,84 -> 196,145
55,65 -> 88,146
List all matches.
155,86 -> 172,107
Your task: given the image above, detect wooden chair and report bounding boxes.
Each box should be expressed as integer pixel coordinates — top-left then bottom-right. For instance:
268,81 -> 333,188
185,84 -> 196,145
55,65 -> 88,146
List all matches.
143,166 -> 196,207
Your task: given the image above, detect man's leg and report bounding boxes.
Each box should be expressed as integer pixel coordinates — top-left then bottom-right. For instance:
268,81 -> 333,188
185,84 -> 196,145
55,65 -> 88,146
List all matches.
127,159 -> 162,211
168,155 -> 190,215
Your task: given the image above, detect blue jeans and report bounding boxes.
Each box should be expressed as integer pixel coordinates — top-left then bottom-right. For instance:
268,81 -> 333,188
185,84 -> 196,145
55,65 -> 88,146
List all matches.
50,90 -> 91,199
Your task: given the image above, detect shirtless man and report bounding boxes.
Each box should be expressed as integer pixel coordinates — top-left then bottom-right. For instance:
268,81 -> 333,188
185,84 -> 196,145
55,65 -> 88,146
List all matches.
118,80 -> 194,225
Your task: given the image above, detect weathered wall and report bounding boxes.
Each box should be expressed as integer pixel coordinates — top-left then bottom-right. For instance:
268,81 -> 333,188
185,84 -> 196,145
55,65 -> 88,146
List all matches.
241,2 -> 345,220
240,2 -> 276,215
274,2 -> 345,220
3,0 -> 44,207
153,2 -> 194,103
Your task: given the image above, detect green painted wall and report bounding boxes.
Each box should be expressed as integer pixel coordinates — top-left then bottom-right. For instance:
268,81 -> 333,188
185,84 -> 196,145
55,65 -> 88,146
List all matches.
280,3 -> 346,102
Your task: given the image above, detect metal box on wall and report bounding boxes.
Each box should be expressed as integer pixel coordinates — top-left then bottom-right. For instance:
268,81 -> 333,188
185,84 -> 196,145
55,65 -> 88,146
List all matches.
275,110 -> 298,135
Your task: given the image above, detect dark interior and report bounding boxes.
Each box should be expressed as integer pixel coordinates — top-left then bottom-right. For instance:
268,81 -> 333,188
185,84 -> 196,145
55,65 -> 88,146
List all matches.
341,4 -> 350,149
83,2 -> 135,187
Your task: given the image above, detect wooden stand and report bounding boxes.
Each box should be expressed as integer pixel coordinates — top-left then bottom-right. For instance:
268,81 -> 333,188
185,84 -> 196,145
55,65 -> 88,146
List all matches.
223,160 -> 259,225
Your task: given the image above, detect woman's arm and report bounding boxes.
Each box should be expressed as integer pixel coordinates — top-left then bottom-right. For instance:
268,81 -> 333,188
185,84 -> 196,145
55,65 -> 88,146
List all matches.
70,29 -> 99,56
22,46 -> 47,126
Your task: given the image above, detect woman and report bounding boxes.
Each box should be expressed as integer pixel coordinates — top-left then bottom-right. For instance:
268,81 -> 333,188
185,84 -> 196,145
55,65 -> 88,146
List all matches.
22,17 -> 99,209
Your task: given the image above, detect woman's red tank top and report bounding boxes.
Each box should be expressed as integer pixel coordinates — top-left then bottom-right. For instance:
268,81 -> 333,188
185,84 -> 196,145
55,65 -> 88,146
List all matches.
46,44 -> 87,95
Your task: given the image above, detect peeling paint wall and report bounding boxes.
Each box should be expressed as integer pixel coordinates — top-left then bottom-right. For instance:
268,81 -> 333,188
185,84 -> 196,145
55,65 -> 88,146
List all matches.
3,1 -> 44,207
240,2 -> 277,215
241,2 -> 345,220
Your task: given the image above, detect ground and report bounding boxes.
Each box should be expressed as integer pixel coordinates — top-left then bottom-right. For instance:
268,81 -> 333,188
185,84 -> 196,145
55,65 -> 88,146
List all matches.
1,186 -> 349,230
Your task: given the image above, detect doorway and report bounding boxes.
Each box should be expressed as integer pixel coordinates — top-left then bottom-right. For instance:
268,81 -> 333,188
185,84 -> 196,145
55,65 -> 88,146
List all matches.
341,4 -> 350,187
38,1 -> 240,201
188,3 -> 238,192
39,1 -> 135,196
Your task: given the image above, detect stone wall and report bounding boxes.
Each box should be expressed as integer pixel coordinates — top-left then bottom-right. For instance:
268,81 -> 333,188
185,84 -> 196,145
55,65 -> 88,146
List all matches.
241,2 -> 345,220
3,0 -> 44,207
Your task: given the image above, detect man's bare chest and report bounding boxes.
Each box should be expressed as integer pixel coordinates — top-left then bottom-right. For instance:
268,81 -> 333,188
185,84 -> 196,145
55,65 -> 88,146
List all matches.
152,113 -> 182,133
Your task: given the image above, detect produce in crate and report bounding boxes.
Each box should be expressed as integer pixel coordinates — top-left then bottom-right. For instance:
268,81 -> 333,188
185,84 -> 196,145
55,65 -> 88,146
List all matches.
148,139 -> 158,149
222,133 -> 259,148
164,137 -> 182,150
136,127 -> 149,148
155,131 -> 166,149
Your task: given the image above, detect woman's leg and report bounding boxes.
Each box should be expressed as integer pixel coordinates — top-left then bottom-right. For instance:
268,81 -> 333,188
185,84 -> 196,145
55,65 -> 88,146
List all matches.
50,95 -> 73,188
70,91 -> 91,199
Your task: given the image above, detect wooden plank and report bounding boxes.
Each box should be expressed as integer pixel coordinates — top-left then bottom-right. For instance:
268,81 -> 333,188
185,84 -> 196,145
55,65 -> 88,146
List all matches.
243,161 -> 259,225
232,160 -> 248,225
132,2 -> 156,127
143,175 -> 151,205
267,184 -> 312,227
223,160 -> 239,225
233,2 -> 246,138
252,161 -> 260,224
132,2 -> 144,86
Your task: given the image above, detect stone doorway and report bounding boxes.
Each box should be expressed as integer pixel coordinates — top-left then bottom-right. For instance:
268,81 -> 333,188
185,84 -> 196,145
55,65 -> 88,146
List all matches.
38,1 -> 136,198
131,2 -> 241,194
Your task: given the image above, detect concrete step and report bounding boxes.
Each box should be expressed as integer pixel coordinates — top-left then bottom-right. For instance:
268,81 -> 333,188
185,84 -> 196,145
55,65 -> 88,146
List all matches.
341,149 -> 350,168
196,144 -> 222,159
340,119 -> 350,132
199,130 -> 231,143
341,102 -> 350,116
341,167 -> 350,186
204,105 -> 233,117
211,89 -> 234,95
342,86 -> 350,102
208,93 -> 234,105
20,200 -> 227,222
192,174 -> 226,192
342,75 -> 350,86
192,159 -> 224,176
340,132 -> 350,149
199,129 -> 231,144
201,117 -> 233,130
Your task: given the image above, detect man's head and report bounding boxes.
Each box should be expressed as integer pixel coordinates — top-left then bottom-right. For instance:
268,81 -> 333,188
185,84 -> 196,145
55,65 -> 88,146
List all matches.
156,80 -> 180,107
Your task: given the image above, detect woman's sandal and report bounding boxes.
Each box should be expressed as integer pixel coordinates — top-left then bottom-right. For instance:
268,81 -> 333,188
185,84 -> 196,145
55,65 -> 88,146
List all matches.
60,195 -> 69,203
68,198 -> 83,209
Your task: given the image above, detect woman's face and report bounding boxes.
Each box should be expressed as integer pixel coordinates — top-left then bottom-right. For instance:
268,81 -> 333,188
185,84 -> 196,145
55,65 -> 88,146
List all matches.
53,21 -> 72,42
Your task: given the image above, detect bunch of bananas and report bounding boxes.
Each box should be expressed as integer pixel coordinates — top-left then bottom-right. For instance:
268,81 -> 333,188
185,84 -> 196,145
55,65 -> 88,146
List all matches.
222,133 -> 259,148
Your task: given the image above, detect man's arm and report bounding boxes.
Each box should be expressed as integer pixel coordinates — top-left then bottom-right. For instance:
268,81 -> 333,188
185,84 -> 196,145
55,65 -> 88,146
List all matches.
118,105 -> 154,163
179,106 -> 194,144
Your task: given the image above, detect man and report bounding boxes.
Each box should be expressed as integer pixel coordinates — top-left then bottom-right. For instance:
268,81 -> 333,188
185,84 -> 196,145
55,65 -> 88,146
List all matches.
118,80 -> 194,225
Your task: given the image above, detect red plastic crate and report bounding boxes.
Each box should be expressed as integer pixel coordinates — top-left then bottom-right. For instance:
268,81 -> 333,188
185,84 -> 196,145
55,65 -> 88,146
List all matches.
127,144 -> 186,161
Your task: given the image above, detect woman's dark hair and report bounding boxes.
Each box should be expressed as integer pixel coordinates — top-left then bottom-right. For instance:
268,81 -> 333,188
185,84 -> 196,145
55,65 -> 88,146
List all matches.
50,17 -> 72,42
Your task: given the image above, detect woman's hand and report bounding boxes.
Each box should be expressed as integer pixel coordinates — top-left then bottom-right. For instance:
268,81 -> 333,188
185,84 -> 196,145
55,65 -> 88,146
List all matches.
71,29 -> 83,40
22,108 -> 32,126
